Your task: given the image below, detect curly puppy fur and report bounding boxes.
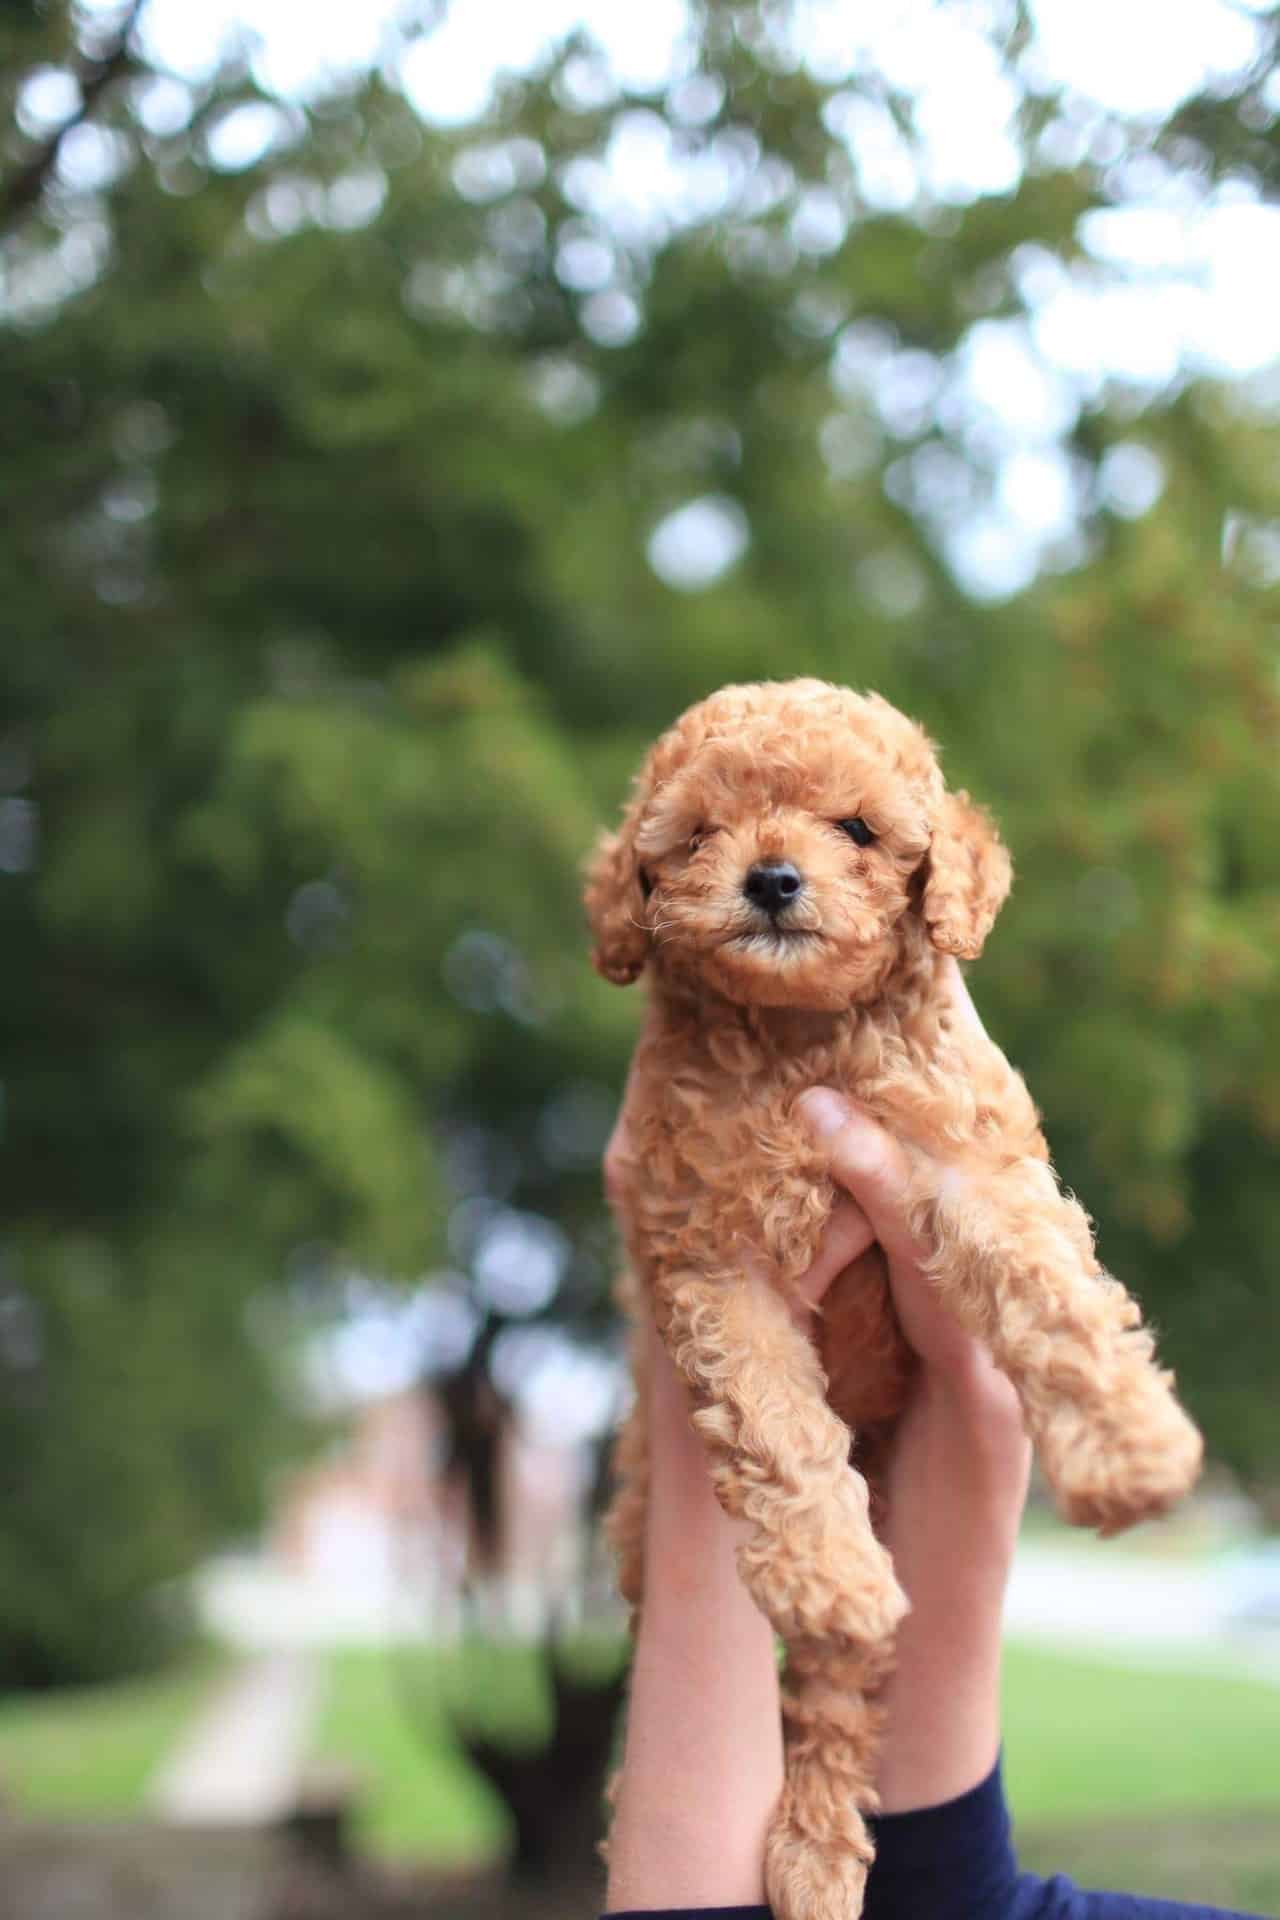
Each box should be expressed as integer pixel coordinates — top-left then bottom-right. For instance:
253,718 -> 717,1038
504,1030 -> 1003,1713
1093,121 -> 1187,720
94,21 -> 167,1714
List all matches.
587,679 -> 1203,1920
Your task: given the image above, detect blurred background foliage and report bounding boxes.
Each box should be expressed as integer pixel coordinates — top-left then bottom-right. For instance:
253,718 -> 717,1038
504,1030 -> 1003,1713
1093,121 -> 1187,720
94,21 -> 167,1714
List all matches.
1,0 -> 1278,1688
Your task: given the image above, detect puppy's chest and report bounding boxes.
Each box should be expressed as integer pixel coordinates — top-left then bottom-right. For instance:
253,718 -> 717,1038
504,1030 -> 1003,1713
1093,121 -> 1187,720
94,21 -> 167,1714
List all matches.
634,1026 -> 881,1211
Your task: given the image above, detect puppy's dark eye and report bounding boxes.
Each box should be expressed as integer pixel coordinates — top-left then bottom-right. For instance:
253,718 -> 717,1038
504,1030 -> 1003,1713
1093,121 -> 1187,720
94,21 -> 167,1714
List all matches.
838,817 -> 876,847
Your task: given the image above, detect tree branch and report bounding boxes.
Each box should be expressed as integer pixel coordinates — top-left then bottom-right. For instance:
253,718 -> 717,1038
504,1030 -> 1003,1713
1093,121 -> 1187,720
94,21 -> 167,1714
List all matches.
0,0 -> 147,240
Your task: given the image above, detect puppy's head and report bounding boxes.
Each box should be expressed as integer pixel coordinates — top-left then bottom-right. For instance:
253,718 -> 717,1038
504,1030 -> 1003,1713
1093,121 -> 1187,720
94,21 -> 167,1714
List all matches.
585,679 -> 1009,1011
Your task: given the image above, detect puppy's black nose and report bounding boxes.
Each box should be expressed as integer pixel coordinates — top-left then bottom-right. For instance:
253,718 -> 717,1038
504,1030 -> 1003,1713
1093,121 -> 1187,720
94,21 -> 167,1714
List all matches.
744,861 -> 804,916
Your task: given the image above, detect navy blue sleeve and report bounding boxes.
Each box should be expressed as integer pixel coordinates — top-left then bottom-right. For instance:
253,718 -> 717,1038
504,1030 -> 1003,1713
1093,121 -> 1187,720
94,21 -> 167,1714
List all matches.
604,1910 -> 770,1918
864,1761 -> 1261,1920
603,1760 -> 1264,1920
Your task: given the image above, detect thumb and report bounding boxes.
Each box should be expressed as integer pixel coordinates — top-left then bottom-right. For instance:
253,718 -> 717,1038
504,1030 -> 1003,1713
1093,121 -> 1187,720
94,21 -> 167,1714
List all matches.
797,1088 -> 925,1270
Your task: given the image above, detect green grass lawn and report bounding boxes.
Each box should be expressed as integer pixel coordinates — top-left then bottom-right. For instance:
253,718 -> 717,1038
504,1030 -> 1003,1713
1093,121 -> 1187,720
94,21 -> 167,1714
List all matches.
313,1642 -> 551,1867
1003,1642 -> 1280,1823
10,1633 -> 1272,1905
0,1653 -> 221,1818
1019,1808 -> 1280,1915
1005,1643 -> 1280,1910
316,1637 -> 1280,1906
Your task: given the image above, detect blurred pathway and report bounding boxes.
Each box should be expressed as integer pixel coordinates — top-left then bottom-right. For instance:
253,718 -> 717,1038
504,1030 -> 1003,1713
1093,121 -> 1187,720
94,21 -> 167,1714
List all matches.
179,1542 -> 1280,1691
148,1647 -> 323,1824
192,1549 -> 438,1647
1005,1540 -> 1280,1687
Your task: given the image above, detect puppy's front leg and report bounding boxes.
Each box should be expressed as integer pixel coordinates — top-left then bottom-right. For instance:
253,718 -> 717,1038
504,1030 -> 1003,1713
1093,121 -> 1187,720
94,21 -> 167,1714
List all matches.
659,1263 -> 906,1920
925,1155 -> 1202,1535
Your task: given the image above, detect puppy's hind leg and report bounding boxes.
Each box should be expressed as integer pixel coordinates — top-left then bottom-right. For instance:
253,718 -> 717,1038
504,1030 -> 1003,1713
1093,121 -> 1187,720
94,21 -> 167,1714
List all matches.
770,1635 -> 895,1920
662,1267 -> 907,1920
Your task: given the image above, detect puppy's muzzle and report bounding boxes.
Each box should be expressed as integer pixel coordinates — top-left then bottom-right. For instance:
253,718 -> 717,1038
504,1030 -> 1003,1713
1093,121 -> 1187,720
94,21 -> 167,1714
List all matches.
743,860 -> 805,918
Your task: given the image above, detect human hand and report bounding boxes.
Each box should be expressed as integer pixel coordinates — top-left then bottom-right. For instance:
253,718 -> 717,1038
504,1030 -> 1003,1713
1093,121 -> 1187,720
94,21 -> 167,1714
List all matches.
796,959 -> 1026,1417
796,957 -> 1031,1812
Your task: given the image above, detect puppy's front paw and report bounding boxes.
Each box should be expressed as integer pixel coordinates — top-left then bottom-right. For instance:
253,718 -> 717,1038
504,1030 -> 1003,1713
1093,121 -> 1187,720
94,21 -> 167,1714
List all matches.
1040,1385 -> 1203,1537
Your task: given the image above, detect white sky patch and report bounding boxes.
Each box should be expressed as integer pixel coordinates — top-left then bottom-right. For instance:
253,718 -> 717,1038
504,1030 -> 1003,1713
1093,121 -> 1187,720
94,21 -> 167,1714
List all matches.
1028,228 -> 1280,395
95,0 -> 1279,392
16,66 -> 83,136
782,1 -> 1023,197
1032,274 -> 1194,394
491,1325 -> 624,1446
303,1273 -> 622,1444
307,1280 -> 480,1407
909,30 -> 1022,201
133,75 -> 197,137
132,0 -> 394,95
471,1208 -> 569,1317
996,447 -> 1076,539
97,0 -> 1269,188
647,495 -> 750,591
113,0 -> 1227,193
1098,442 -> 1166,518
397,0 -> 692,125
65,0 -> 1278,608
1029,0 -> 1265,118
1180,202 -> 1280,376
203,99 -> 297,171
398,17 -> 498,127
945,513 -> 1041,603
824,93 -> 918,211
580,287 -> 641,346
582,109 -> 698,240
1079,196 -> 1280,375
953,320 -> 1080,446
790,184 -> 847,255
55,123 -> 131,193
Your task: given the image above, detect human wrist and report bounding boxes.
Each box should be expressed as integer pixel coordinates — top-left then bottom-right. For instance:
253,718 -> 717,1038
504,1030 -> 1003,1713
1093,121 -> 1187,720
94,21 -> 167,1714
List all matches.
907,1355 -> 1028,1506
647,1330 -> 716,1482
608,1345 -> 782,1914
882,1383 -> 1028,1587
644,1337 -> 750,1568
631,1349 -> 777,1768
873,1364 -> 1027,1813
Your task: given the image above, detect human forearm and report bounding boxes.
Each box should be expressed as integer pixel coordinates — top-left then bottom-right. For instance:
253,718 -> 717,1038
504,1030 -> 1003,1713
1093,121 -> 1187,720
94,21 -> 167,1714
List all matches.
873,1364 -> 1029,1812
605,1342 -> 784,1911
797,1084 -> 1031,1817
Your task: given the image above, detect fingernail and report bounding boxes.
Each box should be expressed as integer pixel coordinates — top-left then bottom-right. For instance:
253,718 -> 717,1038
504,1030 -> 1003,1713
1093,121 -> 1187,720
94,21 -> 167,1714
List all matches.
798,1087 -> 850,1139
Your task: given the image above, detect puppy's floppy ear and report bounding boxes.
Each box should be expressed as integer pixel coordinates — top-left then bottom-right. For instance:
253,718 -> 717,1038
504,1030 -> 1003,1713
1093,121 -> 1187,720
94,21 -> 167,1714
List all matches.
586,702 -> 714,984
584,816 -> 649,985
921,788 -> 1011,960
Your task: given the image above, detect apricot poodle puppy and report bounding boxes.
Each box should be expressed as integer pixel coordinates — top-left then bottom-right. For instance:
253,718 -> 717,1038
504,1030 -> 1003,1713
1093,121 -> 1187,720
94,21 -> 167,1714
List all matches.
587,679 -> 1202,1920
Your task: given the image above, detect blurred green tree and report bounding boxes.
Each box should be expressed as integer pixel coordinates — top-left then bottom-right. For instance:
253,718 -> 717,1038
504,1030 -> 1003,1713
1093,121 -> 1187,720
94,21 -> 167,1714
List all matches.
1,0 -> 1278,1684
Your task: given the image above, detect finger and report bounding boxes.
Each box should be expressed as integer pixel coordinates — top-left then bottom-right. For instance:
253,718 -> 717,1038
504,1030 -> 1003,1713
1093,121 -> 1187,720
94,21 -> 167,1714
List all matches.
942,954 -> 987,1040
796,1088 -> 925,1271
603,1116 -> 633,1207
794,1196 -> 875,1310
